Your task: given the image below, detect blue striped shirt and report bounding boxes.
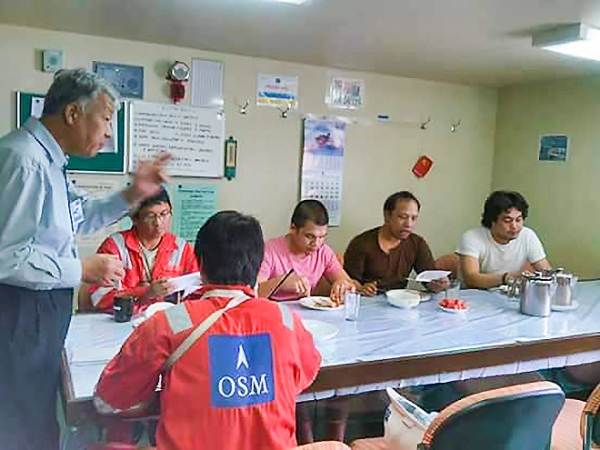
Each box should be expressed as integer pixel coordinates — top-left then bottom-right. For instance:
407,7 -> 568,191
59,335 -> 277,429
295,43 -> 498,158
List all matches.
0,118 -> 130,290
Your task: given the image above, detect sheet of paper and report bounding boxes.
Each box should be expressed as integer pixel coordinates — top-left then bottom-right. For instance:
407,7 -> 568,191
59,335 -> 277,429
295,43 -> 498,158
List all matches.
168,272 -> 202,293
70,346 -> 121,364
415,270 -> 452,282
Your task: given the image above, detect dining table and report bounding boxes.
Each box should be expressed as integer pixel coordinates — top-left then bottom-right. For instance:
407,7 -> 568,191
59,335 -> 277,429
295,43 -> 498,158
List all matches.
60,280 -> 600,427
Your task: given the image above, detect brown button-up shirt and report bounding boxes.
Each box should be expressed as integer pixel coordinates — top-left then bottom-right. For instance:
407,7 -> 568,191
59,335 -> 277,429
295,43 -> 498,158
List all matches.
343,227 -> 436,291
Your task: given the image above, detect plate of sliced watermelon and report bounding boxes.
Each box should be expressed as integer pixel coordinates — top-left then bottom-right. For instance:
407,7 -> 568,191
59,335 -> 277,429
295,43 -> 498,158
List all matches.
437,298 -> 469,313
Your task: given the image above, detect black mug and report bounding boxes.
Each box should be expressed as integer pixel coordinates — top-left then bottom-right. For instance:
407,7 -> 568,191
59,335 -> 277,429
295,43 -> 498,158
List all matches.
113,296 -> 134,322
165,290 -> 183,305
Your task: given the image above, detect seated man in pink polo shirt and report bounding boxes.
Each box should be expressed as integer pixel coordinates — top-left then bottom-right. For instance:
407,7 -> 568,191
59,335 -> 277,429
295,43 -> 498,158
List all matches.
257,199 -> 355,304
258,199 -> 355,444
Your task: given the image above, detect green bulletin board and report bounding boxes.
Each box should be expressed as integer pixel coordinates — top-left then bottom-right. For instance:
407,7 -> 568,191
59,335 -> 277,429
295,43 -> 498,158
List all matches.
16,91 -> 127,173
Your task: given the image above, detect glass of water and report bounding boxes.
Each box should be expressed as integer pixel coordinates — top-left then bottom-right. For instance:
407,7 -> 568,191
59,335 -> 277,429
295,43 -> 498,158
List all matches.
345,291 -> 361,321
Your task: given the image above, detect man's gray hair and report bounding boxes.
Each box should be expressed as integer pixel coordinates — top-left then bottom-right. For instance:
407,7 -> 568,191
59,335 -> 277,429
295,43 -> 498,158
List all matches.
42,68 -> 121,116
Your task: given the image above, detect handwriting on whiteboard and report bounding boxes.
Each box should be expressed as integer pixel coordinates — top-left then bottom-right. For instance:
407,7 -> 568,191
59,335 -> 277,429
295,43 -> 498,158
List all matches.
129,101 -> 224,178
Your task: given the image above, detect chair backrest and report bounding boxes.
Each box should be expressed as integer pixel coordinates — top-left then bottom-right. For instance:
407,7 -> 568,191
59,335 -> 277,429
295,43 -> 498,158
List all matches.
294,442 -> 351,450
423,381 -> 565,450
434,254 -> 459,279
77,282 -> 95,313
582,383 -> 600,447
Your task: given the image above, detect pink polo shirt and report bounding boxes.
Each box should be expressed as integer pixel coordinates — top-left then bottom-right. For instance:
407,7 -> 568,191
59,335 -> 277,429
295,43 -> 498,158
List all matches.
258,235 -> 343,301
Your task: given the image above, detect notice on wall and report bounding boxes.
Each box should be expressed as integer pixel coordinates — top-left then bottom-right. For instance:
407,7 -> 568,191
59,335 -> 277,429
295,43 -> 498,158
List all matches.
300,118 -> 346,226
539,135 -> 568,162
70,175 -> 127,258
327,77 -> 365,110
256,74 -> 298,108
129,101 -> 225,177
171,183 -> 219,243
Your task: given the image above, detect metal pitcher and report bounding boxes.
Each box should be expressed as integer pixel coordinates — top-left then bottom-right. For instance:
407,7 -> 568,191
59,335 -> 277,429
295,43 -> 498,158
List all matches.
552,272 -> 577,306
520,273 -> 556,317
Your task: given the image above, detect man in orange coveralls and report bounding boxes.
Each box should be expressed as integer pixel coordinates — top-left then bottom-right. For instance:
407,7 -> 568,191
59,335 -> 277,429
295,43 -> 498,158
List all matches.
88,187 -> 198,314
94,210 -> 321,450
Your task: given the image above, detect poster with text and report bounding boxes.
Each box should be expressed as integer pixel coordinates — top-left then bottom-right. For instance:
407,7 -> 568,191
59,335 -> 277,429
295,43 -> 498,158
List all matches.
69,175 -> 128,258
171,183 -> 219,243
328,77 -> 365,110
256,74 -> 298,108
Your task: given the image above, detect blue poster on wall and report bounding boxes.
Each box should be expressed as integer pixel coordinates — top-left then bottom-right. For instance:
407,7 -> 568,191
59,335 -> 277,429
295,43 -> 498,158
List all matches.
539,135 -> 568,162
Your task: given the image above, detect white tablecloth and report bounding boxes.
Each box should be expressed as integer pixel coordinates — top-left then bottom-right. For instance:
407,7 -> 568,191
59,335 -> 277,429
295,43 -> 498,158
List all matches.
64,281 -> 600,403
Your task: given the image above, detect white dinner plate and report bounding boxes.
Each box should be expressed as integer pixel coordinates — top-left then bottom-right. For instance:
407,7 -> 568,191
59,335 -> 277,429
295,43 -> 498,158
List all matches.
437,304 -> 469,314
301,319 -> 339,340
299,296 -> 344,311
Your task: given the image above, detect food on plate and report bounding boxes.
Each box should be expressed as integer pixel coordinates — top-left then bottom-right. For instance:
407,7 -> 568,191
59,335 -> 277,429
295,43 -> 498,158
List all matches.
439,298 -> 468,310
312,296 -> 337,308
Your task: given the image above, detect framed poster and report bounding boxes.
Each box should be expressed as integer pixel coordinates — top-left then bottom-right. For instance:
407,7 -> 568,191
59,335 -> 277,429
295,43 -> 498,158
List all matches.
16,91 -> 128,173
539,135 -> 568,162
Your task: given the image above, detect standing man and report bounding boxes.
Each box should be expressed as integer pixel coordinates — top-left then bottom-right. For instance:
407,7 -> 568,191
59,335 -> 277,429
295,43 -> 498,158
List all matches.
0,69 -> 171,450
456,190 -> 551,289
344,191 -> 448,296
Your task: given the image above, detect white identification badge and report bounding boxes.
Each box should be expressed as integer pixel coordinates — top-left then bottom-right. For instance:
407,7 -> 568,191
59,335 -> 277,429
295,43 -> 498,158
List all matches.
70,198 -> 85,231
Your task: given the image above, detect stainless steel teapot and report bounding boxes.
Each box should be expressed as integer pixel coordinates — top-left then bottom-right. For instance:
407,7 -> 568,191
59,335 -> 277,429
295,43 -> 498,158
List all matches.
520,272 -> 556,317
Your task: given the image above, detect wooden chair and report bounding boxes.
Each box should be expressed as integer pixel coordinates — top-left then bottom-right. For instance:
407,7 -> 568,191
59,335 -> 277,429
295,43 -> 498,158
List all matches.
89,440 -> 351,450
295,443 -> 352,449
351,381 -> 565,450
77,282 -> 95,313
550,382 -> 600,450
434,254 -> 459,279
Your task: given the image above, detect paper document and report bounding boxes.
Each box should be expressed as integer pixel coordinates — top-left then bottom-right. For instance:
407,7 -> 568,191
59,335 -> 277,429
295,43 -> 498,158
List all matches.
70,346 -> 121,364
415,270 -> 451,282
168,272 -> 202,298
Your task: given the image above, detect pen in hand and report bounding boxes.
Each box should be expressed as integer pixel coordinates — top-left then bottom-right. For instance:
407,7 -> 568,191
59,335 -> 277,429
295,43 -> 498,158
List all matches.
267,269 -> 294,300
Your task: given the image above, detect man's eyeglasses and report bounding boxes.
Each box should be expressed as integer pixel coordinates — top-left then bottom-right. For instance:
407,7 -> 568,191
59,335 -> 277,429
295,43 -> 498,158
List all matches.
142,210 -> 172,224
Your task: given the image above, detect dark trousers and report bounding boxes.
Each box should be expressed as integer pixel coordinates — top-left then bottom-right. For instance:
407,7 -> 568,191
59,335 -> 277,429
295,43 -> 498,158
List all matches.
0,284 -> 73,450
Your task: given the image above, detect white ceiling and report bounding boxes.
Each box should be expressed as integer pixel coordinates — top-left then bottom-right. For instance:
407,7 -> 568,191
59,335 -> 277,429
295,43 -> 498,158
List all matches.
3,0 -> 600,87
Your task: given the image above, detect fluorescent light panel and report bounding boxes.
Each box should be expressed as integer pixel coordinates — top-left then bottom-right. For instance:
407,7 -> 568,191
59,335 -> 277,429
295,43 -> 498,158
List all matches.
276,0 -> 309,4
533,23 -> 600,61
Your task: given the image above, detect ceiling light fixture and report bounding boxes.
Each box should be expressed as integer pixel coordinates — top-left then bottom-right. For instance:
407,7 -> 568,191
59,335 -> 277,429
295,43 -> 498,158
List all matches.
533,23 -> 600,61
276,0 -> 309,4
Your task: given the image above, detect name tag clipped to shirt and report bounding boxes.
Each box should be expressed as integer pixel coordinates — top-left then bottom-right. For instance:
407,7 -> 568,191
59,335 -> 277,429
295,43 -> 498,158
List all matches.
69,198 -> 85,232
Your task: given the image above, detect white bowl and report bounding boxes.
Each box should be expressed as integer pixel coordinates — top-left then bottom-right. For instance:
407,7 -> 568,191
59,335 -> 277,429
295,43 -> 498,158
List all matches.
386,289 -> 422,309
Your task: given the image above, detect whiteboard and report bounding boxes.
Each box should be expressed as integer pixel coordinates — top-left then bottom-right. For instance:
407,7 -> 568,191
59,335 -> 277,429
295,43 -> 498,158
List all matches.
129,101 -> 225,177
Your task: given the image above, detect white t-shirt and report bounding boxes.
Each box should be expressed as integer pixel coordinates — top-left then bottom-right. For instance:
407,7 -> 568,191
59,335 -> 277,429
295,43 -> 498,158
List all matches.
456,226 -> 546,274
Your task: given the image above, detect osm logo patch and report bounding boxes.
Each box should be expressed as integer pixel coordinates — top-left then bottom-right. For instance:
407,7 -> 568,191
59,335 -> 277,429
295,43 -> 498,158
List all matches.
208,333 -> 275,408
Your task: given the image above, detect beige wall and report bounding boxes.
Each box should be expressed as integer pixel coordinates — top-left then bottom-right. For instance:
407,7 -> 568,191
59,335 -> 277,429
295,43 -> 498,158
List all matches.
494,77 -> 600,278
0,24 -> 497,258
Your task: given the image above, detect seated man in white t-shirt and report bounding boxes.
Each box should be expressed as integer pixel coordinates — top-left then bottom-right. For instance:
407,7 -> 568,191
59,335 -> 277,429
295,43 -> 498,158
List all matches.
456,190 -> 551,289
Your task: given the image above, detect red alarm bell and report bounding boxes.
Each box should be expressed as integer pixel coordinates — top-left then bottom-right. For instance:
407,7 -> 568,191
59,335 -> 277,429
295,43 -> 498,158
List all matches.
412,155 -> 433,178
166,61 -> 190,104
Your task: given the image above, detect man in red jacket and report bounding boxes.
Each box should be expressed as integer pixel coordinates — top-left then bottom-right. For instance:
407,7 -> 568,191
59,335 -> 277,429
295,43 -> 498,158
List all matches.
94,210 -> 321,450
88,188 -> 198,314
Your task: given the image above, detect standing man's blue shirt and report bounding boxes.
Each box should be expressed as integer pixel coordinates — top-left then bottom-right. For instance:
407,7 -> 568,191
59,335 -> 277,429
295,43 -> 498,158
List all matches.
0,118 -> 130,290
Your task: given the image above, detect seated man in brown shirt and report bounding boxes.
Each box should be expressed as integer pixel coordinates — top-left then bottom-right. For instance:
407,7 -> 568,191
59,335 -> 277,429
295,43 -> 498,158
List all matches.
344,191 -> 448,295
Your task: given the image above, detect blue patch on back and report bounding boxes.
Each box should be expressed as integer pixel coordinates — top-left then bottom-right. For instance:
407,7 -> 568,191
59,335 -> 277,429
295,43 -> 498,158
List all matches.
208,333 -> 275,408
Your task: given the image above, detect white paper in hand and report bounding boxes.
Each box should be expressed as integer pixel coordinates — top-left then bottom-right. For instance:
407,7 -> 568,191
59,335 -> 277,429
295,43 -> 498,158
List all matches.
168,272 -> 202,297
414,270 -> 451,283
